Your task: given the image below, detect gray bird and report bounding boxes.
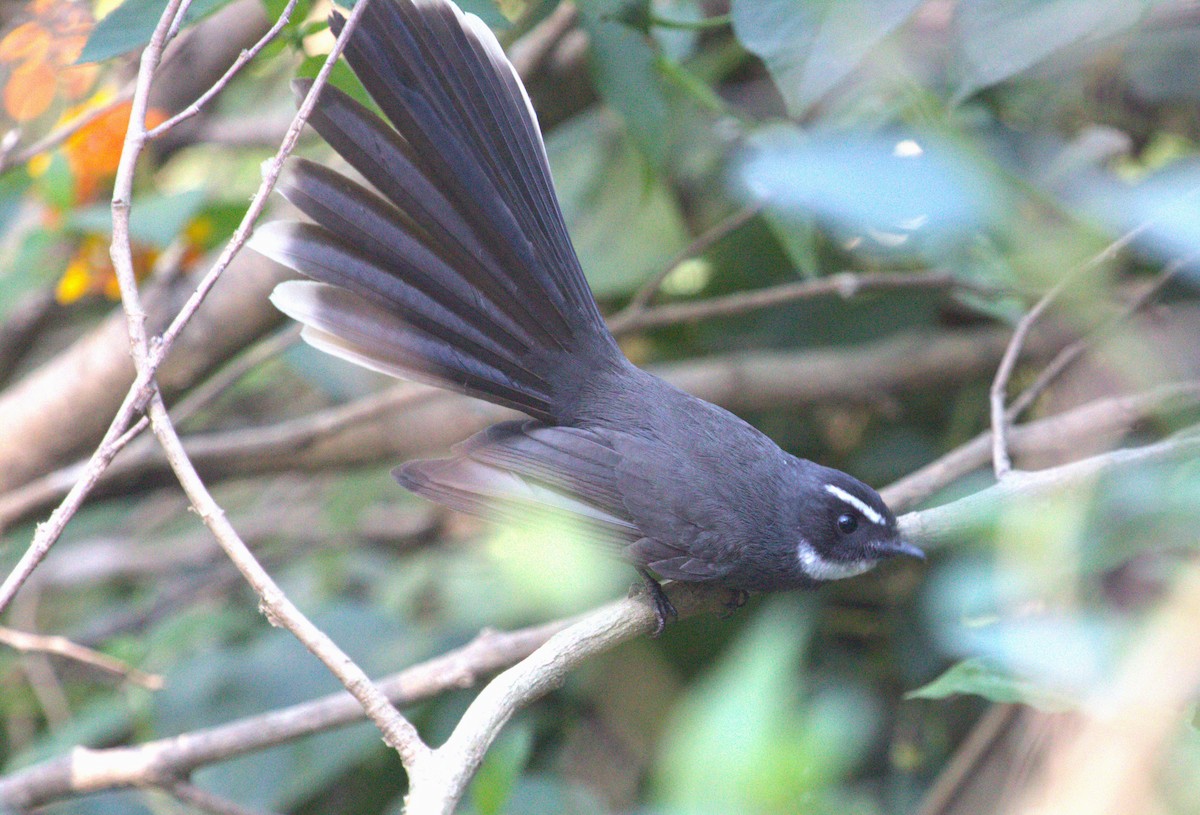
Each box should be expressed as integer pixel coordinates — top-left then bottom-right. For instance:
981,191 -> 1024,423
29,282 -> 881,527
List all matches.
250,0 -> 924,634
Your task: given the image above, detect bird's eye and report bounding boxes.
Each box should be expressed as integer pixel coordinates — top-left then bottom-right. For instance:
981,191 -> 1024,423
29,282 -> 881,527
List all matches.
836,514 -> 858,534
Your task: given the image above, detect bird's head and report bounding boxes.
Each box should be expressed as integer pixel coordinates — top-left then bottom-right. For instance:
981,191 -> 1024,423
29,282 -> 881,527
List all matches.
793,466 -> 923,582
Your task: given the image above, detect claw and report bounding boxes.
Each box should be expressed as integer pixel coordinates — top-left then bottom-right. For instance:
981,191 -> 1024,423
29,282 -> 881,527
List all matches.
637,569 -> 677,637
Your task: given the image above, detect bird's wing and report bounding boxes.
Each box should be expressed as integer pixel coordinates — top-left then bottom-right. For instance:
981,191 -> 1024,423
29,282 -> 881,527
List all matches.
395,421 -> 642,546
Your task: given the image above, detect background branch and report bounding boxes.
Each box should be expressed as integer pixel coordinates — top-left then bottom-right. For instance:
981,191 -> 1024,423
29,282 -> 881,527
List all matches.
883,380 -> 1200,511
0,325 -> 1065,528
0,621 -> 566,810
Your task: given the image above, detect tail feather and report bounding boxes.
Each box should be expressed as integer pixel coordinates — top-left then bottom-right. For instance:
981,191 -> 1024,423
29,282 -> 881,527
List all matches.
294,82 -> 569,345
255,224 -> 553,404
331,8 -> 570,320
395,2 -> 591,311
272,281 -> 555,419
277,160 -> 540,356
255,0 -> 624,425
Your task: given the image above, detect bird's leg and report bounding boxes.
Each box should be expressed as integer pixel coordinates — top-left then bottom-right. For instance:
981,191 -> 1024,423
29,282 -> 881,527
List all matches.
636,569 -> 677,637
722,589 -> 750,617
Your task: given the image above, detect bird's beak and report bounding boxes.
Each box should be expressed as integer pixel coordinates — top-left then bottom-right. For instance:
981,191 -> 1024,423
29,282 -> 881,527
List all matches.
877,538 -> 925,561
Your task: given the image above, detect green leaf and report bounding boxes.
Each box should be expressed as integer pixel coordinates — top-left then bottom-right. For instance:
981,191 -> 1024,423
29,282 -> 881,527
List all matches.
737,125 -> 997,260
65,189 -> 207,247
576,0 -> 671,169
546,109 -> 689,298
654,596 -> 879,812
732,0 -> 922,117
298,56 -> 379,113
36,152 -> 75,211
953,0 -> 1149,100
0,169 -> 31,235
79,0 -> 236,64
260,0 -> 311,23
453,0 -> 509,28
907,658 -> 1078,711
468,724 -> 533,815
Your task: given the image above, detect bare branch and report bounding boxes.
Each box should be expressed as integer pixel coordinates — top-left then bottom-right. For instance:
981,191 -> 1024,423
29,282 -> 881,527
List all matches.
161,780 -> 280,815
0,626 -> 163,690
611,269 -> 989,335
0,325 -> 1059,529
144,388 -> 430,765
0,89 -> 135,178
1007,259 -> 1190,420
0,621 -> 564,810
0,0 -> 362,613
0,375 -> 152,614
0,0 -> 191,615
2,419 -> 1193,811
899,262 -> 1190,512
102,0 -> 429,774
402,426 -> 1200,813
146,0 -> 301,140
883,381 -> 1200,512
611,204 -> 762,326
988,222 -> 1157,479
404,583 -> 735,814
989,279 -> 1067,479
899,431 -> 1200,548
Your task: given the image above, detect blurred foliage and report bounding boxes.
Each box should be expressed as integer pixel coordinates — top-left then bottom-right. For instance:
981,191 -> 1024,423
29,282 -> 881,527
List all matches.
1,0 -> 1200,814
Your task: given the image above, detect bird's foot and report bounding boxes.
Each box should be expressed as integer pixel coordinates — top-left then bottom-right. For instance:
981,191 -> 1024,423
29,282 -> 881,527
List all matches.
720,589 -> 750,618
636,569 -> 677,637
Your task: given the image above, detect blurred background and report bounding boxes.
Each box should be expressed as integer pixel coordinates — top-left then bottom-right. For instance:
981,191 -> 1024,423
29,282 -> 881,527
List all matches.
1,0 -> 1199,813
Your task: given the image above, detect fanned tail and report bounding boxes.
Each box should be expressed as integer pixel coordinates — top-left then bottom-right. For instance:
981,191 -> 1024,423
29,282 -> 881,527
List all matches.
250,0 -> 621,422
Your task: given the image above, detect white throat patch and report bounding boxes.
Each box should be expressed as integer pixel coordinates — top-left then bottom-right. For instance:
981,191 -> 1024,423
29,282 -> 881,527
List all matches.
824,484 -> 886,526
796,539 -> 874,581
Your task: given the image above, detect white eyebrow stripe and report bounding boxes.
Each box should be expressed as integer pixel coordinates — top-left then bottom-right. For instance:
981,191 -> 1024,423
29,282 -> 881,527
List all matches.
824,484 -> 886,525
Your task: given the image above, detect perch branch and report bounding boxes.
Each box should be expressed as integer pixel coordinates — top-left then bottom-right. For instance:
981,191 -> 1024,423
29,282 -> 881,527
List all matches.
404,428 -> 1200,813
1,428 -> 1194,811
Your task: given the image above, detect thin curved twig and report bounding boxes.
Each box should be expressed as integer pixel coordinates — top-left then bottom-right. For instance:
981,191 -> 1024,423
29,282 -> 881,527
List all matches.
612,203 -> 762,325
146,0 -> 301,139
0,0 -> 351,615
0,626 -> 163,689
0,89 -> 135,177
612,270 -> 985,335
883,380 -> 1200,511
988,222 -> 1156,479
106,0 -> 429,771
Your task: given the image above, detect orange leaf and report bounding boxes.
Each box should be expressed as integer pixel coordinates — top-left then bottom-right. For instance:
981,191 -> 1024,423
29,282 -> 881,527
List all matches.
6,60 -> 56,121
59,62 -> 97,100
0,21 -> 48,63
